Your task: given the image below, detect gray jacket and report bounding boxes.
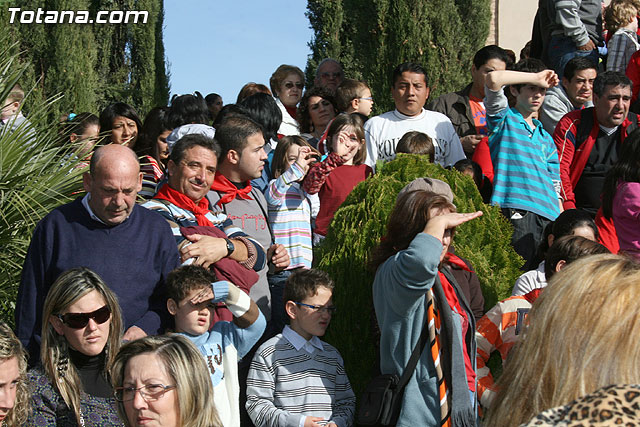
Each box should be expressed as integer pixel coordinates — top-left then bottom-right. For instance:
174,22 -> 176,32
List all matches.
547,0 -> 603,46
539,84 -> 593,134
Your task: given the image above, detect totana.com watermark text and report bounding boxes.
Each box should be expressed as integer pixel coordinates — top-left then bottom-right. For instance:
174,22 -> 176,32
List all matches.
8,7 -> 148,24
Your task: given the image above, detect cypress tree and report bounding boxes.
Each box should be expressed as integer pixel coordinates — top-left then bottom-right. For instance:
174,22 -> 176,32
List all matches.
306,0 -> 491,114
316,154 -> 522,396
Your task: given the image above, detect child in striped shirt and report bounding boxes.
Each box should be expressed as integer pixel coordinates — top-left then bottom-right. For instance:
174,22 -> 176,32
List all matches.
265,136 -> 319,270
246,269 -> 355,427
485,59 -> 563,268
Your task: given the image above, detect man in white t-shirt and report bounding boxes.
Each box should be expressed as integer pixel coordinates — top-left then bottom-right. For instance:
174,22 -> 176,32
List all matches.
364,62 -> 465,170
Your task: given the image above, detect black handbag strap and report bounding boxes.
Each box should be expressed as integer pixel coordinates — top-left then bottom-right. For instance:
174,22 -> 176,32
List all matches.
396,294 -> 432,389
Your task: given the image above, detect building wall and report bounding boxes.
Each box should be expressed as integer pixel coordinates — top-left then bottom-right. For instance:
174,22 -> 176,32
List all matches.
488,0 -> 538,58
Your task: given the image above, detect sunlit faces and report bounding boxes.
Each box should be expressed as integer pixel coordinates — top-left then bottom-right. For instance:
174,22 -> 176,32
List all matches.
278,73 -> 304,108
511,84 -> 547,115
316,61 -> 344,92
83,156 -> 142,226
430,207 -> 455,262
594,84 -> 631,128
392,71 -> 430,117
71,124 -> 100,157
111,116 -> 138,148
236,132 -> 268,181
167,288 -> 212,336
563,68 -> 597,107
287,286 -> 334,340
308,96 -> 336,132
471,58 -> 507,97
286,144 -> 300,168
154,130 -> 172,165
167,145 -> 218,203
0,357 -> 20,423
330,125 -> 363,166
356,88 -> 374,116
123,353 -> 179,427
50,290 -> 111,357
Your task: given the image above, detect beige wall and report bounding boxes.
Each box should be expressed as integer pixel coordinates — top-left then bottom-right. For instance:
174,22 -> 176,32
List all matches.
491,0 -> 538,57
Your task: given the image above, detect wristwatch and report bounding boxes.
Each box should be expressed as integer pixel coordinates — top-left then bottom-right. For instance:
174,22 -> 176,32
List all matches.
224,238 -> 235,257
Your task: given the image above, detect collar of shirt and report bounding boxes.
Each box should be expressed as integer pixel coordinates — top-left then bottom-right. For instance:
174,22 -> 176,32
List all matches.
282,325 -> 324,354
599,124 -> 619,136
81,193 -> 108,225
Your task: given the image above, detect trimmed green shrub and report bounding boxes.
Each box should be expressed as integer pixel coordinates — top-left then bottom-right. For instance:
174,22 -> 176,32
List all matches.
317,154 -> 522,396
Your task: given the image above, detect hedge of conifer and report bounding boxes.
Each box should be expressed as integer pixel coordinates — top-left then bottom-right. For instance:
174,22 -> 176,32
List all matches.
317,154 -> 523,396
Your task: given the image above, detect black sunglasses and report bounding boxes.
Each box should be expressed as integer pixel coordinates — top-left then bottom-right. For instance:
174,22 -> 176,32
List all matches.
58,305 -> 111,329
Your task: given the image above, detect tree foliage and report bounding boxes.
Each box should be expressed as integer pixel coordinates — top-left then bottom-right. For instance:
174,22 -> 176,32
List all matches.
305,0 -> 491,114
316,154 -> 522,396
0,34 -> 85,327
1,0 -> 170,121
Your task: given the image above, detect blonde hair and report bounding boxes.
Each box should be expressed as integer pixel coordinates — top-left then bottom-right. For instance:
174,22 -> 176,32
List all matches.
41,267 -> 123,425
6,83 -> 24,104
111,334 -> 222,427
485,254 -> 640,426
605,0 -> 638,33
0,322 -> 30,424
269,64 -> 305,98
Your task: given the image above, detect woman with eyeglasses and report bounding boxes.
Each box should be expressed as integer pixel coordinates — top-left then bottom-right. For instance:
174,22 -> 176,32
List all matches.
111,334 -> 221,427
297,86 -> 338,151
27,267 -> 124,426
270,64 -> 305,136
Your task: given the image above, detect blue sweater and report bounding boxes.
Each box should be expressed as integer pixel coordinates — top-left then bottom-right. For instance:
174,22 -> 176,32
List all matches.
16,197 -> 180,360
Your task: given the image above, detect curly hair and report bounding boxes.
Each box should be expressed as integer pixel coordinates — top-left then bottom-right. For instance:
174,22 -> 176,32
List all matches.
0,322 -> 30,425
296,86 -> 337,134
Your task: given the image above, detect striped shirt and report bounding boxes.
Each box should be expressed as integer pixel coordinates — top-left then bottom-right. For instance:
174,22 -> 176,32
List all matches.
142,198 -> 266,270
138,155 -> 164,200
265,161 -> 313,269
246,326 -> 356,427
486,86 -> 561,220
475,295 -> 532,409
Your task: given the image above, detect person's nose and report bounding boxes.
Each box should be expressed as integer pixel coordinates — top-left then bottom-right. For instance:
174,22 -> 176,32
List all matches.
0,389 -> 16,412
86,318 -> 99,332
260,147 -> 268,161
131,388 -> 148,410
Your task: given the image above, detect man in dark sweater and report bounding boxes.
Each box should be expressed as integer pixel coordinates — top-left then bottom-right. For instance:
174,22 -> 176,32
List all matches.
16,145 -> 180,361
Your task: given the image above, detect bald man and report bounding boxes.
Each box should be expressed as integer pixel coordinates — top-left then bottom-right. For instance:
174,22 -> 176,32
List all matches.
16,145 -> 180,361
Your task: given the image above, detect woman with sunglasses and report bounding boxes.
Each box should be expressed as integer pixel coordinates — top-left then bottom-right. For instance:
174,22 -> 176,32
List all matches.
111,334 -> 221,427
27,267 -> 124,426
270,64 -> 305,136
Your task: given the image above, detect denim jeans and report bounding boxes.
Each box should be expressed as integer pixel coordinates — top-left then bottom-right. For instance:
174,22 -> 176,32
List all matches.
547,35 -> 599,79
502,208 -> 551,271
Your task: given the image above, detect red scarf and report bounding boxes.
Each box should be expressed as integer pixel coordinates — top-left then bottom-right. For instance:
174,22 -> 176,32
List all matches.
154,183 -> 213,227
285,104 -> 297,120
210,172 -> 253,206
443,253 -> 473,272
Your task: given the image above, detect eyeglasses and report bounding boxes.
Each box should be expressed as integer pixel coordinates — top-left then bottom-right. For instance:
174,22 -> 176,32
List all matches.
359,97 -> 373,101
114,384 -> 176,402
284,82 -> 304,90
58,305 -> 111,329
294,302 -> 337,314
320,72 -> 342,79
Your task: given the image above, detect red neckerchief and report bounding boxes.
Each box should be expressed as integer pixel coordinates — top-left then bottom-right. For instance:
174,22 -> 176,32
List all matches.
523,288 -> 543,304
210,172 -> 253,206
285,104 -> 297,120
154,183 -> 213,227
443,253 -> 473,272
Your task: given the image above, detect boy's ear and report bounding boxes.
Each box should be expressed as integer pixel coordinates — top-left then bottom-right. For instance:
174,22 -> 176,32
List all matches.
350,98 -> 359,111
509,85 -> 520,98
167,299 -> 178,315
227,149 -> 241,165
285,300 -> 298,320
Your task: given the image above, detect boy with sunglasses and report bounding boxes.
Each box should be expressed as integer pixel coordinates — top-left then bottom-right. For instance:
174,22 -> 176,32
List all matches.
165,265 -> 266,427
246,269 -> 355,427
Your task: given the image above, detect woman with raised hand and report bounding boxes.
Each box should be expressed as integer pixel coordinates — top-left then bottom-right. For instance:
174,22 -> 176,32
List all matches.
28,267 -> 124,426
111,334 -> 221,427
370,188 -> 482,427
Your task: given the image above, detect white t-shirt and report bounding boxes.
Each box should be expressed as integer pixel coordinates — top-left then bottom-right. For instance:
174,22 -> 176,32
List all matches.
511,261 -> 547,296
364,108 -> 465,170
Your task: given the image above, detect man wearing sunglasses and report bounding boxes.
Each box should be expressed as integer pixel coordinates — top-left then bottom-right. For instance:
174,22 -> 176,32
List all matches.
16,144 -> 180,362
314,58 -> 344,93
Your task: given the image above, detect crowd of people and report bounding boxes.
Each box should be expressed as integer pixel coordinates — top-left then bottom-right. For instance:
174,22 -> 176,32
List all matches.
3,1 -> 640,426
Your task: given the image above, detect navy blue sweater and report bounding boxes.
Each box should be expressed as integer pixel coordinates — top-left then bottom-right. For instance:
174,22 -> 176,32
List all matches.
16,197 -> 180,361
